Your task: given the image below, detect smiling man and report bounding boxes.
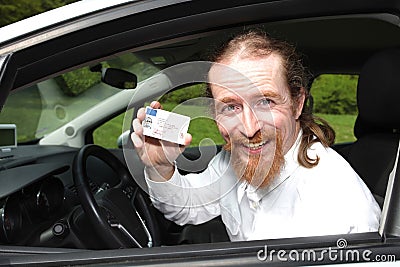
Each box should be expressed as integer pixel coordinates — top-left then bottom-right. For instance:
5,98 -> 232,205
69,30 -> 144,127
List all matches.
131,30 -> 381,241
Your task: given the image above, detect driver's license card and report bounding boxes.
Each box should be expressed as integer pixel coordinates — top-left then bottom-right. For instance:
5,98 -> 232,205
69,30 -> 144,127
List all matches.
142,106 -> 190,145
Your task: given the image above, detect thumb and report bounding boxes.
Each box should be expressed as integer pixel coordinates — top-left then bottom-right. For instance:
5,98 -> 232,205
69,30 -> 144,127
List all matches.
179,133 -> 193,153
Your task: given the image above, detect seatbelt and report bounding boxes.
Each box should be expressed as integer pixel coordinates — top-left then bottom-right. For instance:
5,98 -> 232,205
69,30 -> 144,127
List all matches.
378,138 -> 400,236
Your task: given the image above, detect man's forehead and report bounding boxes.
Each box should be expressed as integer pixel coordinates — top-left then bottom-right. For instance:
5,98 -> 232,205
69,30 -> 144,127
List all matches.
209,54 -> 284,83
208,54 -> 286,98
210,84 -> 280,103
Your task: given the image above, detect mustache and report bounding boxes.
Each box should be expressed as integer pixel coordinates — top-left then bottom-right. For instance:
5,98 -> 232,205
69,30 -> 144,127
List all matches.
223,130 -> 277,151
227,130 -> 285,188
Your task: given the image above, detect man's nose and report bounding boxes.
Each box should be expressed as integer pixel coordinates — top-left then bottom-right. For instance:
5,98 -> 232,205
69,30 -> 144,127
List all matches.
240,106 -> 261,138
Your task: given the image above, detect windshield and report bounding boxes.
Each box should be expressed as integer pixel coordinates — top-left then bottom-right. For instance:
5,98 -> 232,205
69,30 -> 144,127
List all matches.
0,53 -> 160,143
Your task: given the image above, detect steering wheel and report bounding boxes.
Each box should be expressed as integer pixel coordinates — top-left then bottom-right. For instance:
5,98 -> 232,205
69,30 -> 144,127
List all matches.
72,144 -> 159,249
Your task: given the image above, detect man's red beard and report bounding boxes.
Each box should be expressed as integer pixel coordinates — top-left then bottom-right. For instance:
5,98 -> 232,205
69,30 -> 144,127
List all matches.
223,130 -> 284,188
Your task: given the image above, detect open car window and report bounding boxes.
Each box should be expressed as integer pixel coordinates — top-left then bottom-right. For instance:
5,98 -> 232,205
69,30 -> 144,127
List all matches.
0,54 -> 160,144
310,74 -> 358,144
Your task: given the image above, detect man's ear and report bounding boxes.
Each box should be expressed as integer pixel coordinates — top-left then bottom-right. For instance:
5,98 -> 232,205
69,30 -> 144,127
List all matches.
294,87 -> 306,120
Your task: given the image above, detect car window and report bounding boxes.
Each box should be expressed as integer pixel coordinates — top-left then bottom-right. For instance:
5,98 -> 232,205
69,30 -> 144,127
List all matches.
0,53 -> 160,144
310,74 -> 358,144
0,69 -> 120,143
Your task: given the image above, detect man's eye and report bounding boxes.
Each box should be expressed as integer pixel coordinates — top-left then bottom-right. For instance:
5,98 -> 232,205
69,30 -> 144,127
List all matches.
257,98 -> 272,106
226,105 -> 236,111
222,104 -> 239,113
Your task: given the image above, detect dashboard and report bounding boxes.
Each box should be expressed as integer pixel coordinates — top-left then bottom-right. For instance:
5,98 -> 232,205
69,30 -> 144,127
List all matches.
0,143 -> 224,249
0,174 -> 65,244
0,145 -> 124,248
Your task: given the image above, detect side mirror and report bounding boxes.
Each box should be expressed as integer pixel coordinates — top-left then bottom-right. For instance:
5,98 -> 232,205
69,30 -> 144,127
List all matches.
101,68 -> 137,89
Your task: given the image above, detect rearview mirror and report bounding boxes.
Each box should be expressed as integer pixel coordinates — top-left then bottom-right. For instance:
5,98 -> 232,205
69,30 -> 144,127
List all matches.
101,68 -> 137,89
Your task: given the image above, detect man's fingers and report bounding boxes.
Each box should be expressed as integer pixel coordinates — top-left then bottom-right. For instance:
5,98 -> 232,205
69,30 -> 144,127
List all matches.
178,133 -> 192,153
131,117 -> 145,149
183,133 -> 192,146
131,132 -> 143,148
150,101 -> 163,109
132,118 -> 143,136
137,107 -> 146,121
132,102 -> 187,167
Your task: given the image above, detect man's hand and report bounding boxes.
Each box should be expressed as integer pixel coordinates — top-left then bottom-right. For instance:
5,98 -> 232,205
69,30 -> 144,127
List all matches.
131,101 -> 192,181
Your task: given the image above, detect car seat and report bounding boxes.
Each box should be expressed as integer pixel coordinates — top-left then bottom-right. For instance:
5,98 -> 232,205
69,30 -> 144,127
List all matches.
338,48 -> 400,207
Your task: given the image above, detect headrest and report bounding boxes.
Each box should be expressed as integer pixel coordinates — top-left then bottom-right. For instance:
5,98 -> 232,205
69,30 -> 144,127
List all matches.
355,48 -> 400,138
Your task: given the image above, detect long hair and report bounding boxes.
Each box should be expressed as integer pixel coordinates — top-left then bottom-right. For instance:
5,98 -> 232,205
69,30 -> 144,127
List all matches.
208,29 -> 335,168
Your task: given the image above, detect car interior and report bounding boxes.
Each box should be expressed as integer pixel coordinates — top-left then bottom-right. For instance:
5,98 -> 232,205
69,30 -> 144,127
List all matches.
1,7 -> 400,257
336,48 -> 400,208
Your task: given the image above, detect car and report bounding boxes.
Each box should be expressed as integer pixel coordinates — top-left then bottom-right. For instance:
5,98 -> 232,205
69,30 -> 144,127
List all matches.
0,0 -> 400,266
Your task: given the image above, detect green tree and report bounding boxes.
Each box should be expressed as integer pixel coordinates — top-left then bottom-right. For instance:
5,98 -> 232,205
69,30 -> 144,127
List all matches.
55,66 -> 102,96
0,0 -> 79,27
311,74 -> 358,115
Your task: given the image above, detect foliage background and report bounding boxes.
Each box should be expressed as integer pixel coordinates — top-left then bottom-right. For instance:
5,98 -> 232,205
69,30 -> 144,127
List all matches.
0,0 -> 79,27
312,74 -> 358,115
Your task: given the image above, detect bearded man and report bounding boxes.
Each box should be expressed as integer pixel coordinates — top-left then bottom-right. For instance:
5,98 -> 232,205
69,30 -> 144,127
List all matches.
131,30 -> 381,241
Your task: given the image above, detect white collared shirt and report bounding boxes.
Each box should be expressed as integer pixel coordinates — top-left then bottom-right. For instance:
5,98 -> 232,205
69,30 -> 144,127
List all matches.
145,133 -> 381,241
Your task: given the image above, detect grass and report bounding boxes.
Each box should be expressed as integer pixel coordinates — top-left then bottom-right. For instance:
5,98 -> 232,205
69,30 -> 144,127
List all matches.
93,113 -> 127,148
316,113 -> 357,143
